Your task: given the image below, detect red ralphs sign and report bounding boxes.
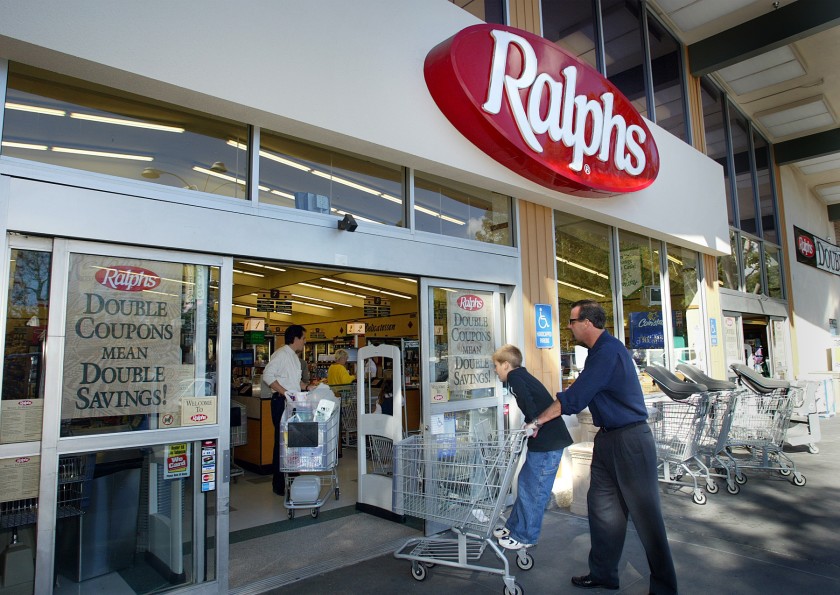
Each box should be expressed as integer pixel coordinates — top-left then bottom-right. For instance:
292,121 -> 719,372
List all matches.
424,24 -> 659,197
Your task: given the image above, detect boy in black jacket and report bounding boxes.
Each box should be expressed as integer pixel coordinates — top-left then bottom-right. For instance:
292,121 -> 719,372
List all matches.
492,344 -> 573,550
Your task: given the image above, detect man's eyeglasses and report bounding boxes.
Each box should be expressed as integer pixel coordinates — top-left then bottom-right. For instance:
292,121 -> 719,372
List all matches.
568,318 -> 586,325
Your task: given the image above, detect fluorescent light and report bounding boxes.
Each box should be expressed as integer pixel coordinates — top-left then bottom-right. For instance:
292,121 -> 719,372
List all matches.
269,190 -> 295,200
414,204 -> 466,225
380,289 -> 413,299
298,281 -> 368,298
288,299 -> 332,310
51,146 -> 153,161
192,166 -> 246,185
260,150 -> 311,171
311,170 -> 381,195
291,293 -> 353,307
332,208 -> 384,225
69,112 -> 185,133
556,256 -> 609,279
142,289 -> 180,298
2,141 -> 48,151
232,268 -> 264,278
5,102 -> 65,116
718,46 -> 805,96
381,194 -> 402,204
240,262 -> 286,272
399,278 -> 417,283
320,278 -> 346,285
557,279 -> 605,297
756,96 -> 835,138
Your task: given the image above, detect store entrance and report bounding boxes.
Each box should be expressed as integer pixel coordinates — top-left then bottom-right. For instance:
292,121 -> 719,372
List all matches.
742,315 -> 771,377
225,260 -> 421,589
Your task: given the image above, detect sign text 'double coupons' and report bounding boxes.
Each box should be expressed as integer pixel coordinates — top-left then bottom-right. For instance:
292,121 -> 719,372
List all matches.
424,24 -> 659,197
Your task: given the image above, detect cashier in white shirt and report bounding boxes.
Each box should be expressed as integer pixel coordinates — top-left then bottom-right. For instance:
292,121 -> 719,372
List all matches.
262,324 -> 316,496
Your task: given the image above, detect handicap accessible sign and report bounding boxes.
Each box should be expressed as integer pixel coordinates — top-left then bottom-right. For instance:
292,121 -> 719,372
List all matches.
535,304 -> 554,349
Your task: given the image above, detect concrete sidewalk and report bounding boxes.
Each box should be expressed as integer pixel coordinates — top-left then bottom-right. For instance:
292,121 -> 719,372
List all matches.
262,416 -> 840,594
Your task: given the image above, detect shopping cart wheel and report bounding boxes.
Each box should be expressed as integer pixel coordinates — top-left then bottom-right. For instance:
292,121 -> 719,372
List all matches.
735,473 -> 747,485
516,551 -> 534,571
411,562 -> 427,581
726,482 -> 740,495
705,481 -> 719,494
808,444 -> 820,454
503,581 -> 524,595
792,474 -> 806,487
311,508 -> 319,519
692,491 -> 707,505
779,467 -> 791,477
288,509 -> 295,520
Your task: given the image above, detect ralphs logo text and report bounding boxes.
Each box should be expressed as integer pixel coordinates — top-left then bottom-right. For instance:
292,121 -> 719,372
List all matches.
456,295 -> 484,311
425,24 -> 659,196
798,234 -> 815,258
95,266 -> 161,292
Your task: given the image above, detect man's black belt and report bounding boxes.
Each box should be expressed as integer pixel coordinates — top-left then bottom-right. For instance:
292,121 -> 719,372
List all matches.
600,420 -> 646,433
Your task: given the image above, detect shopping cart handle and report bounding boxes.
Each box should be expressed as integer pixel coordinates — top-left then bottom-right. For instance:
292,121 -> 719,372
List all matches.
729,364 -> 789,394
645,365 -> 706,401
676,363 -> 737,392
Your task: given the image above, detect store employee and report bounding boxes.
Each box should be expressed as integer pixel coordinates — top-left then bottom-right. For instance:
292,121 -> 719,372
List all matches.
261,324 -> 316,496
326,349 -> 355,386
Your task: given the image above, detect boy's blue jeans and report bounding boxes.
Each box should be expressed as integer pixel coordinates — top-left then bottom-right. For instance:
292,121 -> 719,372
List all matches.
505,448 -> 564,544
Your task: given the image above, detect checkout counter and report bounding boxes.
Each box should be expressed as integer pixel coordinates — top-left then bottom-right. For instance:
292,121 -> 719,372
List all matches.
233,385 -> 275,473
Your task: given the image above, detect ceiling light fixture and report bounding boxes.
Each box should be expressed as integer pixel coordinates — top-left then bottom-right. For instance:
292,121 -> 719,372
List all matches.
69,112 -> 185,133
556,256 -> 609,279
52,146 -> 153,161
1,141 -> 48,151
557,279 -> 605,297
232,268 -> 265,278
4,102 -> 66,116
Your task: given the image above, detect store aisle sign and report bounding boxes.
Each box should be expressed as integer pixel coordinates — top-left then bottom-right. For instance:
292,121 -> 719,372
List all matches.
794,226 -> 840,276
447,292 -> 495,390
425,24 -> 659,197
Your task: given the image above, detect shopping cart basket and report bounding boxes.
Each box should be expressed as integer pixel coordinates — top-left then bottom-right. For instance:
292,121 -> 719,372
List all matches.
676,363 -> 746,494
278,393 -> 341,519
334,385 -> 358,448
644,366 -> 711,504
724,364 -> 806,487
393,430 -> 529,595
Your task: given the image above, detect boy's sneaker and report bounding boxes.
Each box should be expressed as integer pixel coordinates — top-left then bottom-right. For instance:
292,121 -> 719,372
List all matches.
498,535 -> 531,550
492,526 -> 510,539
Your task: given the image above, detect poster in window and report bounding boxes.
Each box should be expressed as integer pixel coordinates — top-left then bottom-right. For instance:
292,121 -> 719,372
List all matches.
446,291 -> 494,390
62,255 -> 186,418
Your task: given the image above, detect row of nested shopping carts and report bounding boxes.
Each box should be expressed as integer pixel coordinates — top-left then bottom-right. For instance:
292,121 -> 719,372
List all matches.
644,362 -> 820,505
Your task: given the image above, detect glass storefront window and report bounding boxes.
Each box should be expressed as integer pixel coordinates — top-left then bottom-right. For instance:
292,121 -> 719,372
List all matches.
753,131 -> 778,244
729,105 -> 757,234
666,244 -> 706,372
541,0 -> 598,69
53,443 -> 217,592
415,173 -> 513,246
257,131 -> 406,227
2,249 -> 51,444
554,212 -> 614,387
0,454 -> 40,589
742,235 -> 764,294
718,230 -> 740,291
602,0 -> 647,119
430,287 -> 498,402
700,78 -> 734,226
647,14 -> 687,141
60,255 -> 220,436
619,230 -> 664,371
2,64 -> 248,199
764,243 -> 783,299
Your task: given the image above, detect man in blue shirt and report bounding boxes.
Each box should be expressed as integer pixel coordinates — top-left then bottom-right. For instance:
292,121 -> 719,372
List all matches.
530,300 -> 677,594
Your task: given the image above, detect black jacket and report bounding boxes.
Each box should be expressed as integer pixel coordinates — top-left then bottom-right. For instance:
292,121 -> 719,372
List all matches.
507,367 -> 573,452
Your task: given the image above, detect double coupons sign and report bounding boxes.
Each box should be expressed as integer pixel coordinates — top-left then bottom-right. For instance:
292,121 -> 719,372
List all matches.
425,24 -> 659,197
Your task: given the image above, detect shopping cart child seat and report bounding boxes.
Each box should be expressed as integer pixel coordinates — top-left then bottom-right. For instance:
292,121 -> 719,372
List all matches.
676,363 -> 737,392
645,365 -> 707,401
729,363 -> 789,394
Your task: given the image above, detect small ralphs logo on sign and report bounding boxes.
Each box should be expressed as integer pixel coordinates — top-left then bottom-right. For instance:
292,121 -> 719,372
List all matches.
424,24 -> 659,197
95,266 -> 161,291
456,295 -> 484,311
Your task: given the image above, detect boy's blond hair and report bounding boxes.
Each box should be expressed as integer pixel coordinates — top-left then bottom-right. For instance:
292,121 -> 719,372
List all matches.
492,344 -> 522,368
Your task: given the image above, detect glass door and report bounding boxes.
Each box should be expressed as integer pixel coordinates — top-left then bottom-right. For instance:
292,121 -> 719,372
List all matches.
721,312 -> 744,381
419,279 -> 507,535
768,317 -> 792,380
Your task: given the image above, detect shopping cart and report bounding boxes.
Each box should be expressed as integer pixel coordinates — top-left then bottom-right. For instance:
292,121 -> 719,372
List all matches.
278,392 -> 341,519
230,400 -> 247,483
724,364 -> 806,487
644,365 -> 712,505
676,363 -> 746,495
334,385 -> 358,448
392,430 -> 529,595
366,434 -> 394,476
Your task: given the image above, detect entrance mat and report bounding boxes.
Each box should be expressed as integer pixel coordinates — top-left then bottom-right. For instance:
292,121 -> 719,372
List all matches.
230,504 -> 359,544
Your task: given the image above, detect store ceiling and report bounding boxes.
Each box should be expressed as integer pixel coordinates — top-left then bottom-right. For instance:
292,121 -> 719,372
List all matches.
231,261 -> 418,321
650,0 -> 840,212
